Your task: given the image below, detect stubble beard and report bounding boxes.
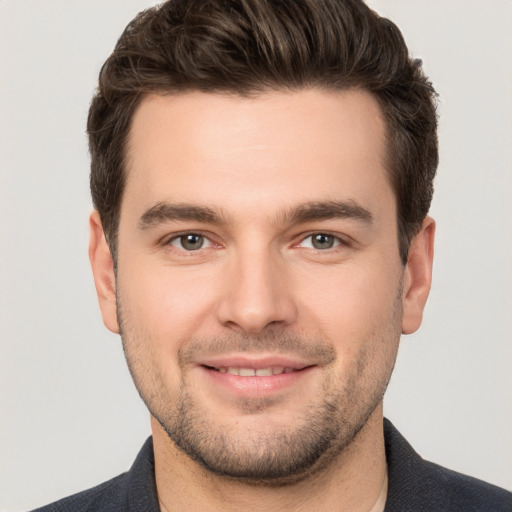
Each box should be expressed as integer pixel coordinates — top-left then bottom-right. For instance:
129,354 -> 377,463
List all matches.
118,298 -> 402,485
154,365 -> 383,486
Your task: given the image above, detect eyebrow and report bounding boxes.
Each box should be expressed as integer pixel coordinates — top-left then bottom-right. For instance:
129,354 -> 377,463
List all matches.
138,203 -> 227,230
284,200 -> 373,225
137,199 -> 373,230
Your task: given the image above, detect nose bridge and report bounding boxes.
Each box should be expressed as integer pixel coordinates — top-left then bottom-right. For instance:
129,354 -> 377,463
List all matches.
216,240 -> 296,333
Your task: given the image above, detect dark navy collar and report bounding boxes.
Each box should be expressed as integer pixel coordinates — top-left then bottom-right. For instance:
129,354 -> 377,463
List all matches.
35,419 -> 509,511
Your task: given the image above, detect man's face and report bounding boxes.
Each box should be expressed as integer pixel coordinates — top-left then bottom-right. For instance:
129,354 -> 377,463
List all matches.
91,89 -> 431,482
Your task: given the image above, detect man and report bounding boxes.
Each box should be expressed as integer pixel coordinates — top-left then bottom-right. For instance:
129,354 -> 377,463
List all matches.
32,0 -> 512,511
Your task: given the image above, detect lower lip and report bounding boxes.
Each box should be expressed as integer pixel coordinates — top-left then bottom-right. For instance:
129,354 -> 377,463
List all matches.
198,366 -> 317,397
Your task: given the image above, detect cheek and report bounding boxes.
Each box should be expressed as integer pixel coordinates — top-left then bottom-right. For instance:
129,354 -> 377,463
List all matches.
303,267 -> 402,391
298,264 -> 401,330
118,261 -> 220,345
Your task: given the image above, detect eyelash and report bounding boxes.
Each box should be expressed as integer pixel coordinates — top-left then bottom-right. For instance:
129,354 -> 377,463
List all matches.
296,232 -> 347,250
164,232 -> 216,251
163,231 -> 349,252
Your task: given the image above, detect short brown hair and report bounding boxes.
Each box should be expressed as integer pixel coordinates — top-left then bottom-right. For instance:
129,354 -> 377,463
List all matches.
88,0 -> 438,264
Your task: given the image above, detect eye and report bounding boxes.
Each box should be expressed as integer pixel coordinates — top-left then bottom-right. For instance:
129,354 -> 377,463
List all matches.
168,233 -> 212,251
299,233 -> 342,250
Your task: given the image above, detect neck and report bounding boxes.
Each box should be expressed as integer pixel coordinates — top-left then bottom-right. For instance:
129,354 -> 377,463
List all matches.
152,406 -> 388,512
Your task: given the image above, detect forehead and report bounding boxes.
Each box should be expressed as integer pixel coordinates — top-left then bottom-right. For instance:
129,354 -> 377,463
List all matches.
123,88 -> 392,224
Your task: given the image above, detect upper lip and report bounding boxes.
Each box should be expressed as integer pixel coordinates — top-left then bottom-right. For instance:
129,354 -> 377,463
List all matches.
198,354 -> 314,370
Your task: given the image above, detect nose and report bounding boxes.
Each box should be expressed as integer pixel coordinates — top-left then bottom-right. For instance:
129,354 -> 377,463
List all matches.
215,247 -> 297,334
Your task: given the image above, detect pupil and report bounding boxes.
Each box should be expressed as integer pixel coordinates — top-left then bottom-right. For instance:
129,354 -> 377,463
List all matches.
182,234 -> 203,250
313,234 -> 334,249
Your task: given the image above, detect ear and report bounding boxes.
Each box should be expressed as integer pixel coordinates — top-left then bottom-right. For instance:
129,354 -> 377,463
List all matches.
401,216 -> 435,335
89,210 -> 119,334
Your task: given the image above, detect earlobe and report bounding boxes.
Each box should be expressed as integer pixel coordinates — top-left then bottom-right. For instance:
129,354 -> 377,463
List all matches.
401,217 -> 435,335
89,211 -> 120,334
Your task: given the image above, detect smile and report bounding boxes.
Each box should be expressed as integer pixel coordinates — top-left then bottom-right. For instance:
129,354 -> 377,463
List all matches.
210,366 -> 297,376
197,361 -> 317,398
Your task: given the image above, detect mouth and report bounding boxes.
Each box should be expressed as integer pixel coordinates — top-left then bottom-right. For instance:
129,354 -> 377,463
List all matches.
203,365 -> 305,376
196,357 -> 317,397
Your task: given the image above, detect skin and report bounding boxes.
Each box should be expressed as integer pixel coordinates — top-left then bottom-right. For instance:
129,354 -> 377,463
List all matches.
89,89 -> 434,511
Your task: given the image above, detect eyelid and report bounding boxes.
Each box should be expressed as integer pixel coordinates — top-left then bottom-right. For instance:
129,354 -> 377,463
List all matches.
161,230 -> 218,249
172,235 -> 212,250
295,231 -> 351,249
159,230 -> 352,251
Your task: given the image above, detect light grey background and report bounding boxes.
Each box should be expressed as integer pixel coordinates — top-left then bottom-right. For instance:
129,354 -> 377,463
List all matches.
1,1 -> 511,510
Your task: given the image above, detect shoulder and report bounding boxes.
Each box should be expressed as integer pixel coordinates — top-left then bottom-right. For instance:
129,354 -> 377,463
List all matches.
384,419 -> 512,512
30,473 -> 129,512
30,437 -> 160,512
418,458 -> 512,511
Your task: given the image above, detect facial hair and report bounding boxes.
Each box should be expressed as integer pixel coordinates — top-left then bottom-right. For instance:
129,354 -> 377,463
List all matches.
118,293 -> 402,485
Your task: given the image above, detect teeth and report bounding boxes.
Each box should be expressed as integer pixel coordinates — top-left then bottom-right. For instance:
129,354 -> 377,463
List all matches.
255,368 -> 272,376
216,367 -> 294,376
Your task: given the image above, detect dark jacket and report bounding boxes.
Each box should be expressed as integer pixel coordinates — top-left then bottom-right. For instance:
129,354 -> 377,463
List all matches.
32,419 -> 512,511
